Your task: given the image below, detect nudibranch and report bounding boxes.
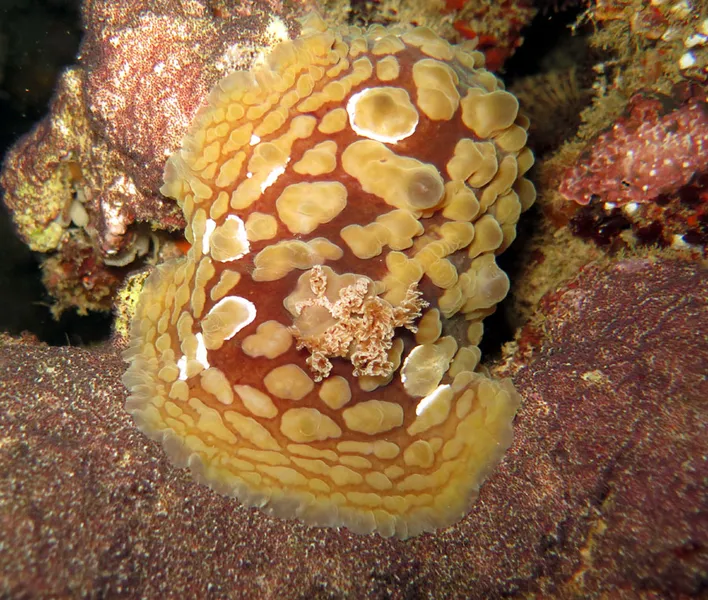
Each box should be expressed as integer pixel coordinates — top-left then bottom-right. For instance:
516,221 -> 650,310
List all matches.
123,13 -> 535,539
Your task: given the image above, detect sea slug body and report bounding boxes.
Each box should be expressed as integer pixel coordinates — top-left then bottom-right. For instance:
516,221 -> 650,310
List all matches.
123,13 -> 534,539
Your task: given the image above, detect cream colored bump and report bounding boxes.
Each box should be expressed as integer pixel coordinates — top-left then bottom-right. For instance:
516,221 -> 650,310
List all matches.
222,122 -> 253,154
276,181 -> 347,235
182,196 -> 196,233
401,336 -> 458,397
299,12 -> 328,35
401,27 -> 454,61
210,270 -> 241,302
383,465 -> 405,481
176,310 -> 194,341
366,472 -> 393,491
191,208 -> 207,260
191,258 -> 215,319
210,191 -> 230,221
189,398 -> 237,443
454,46 -> 485,70
158,364 -> 179,383
318,107 -> 348,134
371,34 -> 406,55
346,492 -> 383,509
200,367 -> 234,405
326,57 -> 350,79
517,148 -> 535,176
376,209 -> 424,250
195,256 -> 215,287
339,455 -> 372,469
474,70 -> 500,93
480,155 -> 518,211
224,411 -> 281,451
345,56 -> 374,87
224,100 -> 245,122
461,89 -> 519,138
328,465 -> 363,486
230,161 -> 281,211
215,153 -> 246,188
340,222 -> 388,259
446,139 -> 481,181
309,478 -> 331,493
341,209 -> 423,259
342,141 -> 444,212
357,337 -> 404,392
462,254 -> 510,314
296,90 -> 333,113
318,375 -> 352,410
337,440 -> 375,455
245,139 -> 289,174
437,272 -> 472,319
461,141 -> 497,188
403,440 -> 435,468
200,295 -> 257,350
292,141 -> 338,175
238,448 -> 288,467
467,322 -> 484,346
341,400 -> 403,435
288,444 -> 338,461
252,238 -> 343,282
442,181 -> 481,222
515,177 -> 536,211
425,258 -> 458,289
488,190 -> 522,250
412,59 -> 460,121
244,212 -> 278,242
415,309 -> 442,344
164,401 -> 182,418
188,176 -> 213,202
254,105 -> 289,138
258,465 -> 308,487
169,380 -> 189,402
264,364 -> 314,400
209,215 -> 249,262
172,283 -> 193,324
348,36 -> 368,58
157,311 -> 171,337
347,87 -> 419,143
376,55 -> 400,81
242,320 -> 293,359
494,124 -> 528,153
259,455 -> 308,478
234,384 -> 278,419
447,346 -> 481,378
380,251 -> 424,305
406,384 -> 454,436
467,214 -> 503,258
280,407 -> 342,443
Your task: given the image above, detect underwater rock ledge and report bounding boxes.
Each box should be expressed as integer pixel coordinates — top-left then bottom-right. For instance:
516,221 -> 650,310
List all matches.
1,256 -> 705,598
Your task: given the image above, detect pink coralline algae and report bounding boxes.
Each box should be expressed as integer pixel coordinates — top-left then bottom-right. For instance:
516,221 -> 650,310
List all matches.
559,89 -> 708,207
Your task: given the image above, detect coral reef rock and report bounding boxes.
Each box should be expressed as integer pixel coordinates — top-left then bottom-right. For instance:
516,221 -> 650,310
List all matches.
0,0 -> 307,313
1,256 -> 705,596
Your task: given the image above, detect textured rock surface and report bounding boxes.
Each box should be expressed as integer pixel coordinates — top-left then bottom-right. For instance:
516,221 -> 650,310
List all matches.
1,256 -> 705,597
0,0 -> 308,315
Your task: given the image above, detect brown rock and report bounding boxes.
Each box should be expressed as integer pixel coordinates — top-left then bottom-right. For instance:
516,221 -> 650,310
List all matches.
0,261 -> 705,597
